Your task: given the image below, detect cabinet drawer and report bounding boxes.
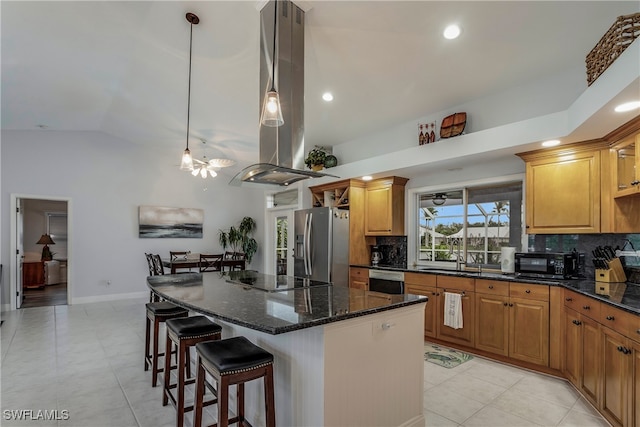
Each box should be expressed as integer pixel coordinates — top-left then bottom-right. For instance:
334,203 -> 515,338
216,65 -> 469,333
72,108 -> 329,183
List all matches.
624,310 -> 640,343
563,290 -> 600,320
509,282 -> 549,301
437,275 -> 475,292
349,267 -> 369,279
404,272 -> 437,287
475,279 -> 509,296
599,304 -> 631,336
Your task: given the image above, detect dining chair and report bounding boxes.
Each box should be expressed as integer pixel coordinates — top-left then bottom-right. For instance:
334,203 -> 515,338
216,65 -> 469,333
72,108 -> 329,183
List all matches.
145,253 -> 155,276
199,254 -> 223,272
170,251 -> 189,261
151,254 -> 165,276
146,253 -> 164,302
171,251 -> 192,273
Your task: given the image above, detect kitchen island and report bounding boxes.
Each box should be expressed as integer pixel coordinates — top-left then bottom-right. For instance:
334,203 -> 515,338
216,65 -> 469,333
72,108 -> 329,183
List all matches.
147,271 -> 427,427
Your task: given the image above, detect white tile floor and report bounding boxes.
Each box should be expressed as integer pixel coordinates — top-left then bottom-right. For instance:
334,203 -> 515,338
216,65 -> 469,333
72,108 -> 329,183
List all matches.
1,300 -> 611,427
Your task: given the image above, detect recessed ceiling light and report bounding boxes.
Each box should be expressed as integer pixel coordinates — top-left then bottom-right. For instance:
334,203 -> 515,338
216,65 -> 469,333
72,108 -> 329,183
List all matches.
614,101 -> 640,112
542,139 -> 561,147
362,175 -> 373,181
322,92 -> 333,102
443,24 -> 461,40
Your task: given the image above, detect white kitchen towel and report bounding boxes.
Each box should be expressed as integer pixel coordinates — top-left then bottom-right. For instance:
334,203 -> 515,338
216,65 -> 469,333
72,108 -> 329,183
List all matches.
444,292 -> 463,329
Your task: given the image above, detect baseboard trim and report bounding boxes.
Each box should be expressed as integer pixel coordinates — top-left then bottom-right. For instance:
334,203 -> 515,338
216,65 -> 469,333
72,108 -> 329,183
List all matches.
71,291 -> 148,305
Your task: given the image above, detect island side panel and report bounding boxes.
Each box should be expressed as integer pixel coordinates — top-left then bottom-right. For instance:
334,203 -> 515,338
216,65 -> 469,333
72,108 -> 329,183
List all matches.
214,320 -> 326,427
323,303 -> 426,427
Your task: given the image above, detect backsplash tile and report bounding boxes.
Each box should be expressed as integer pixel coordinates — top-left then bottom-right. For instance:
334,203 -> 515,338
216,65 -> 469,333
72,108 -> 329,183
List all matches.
374,236 -> 407,268
528,233 -> 640,280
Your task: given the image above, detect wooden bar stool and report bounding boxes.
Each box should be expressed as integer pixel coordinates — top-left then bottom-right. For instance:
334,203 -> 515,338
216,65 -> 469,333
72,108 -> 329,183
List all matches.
193,336 -> 275,427
144,301 -> 189,387
163,316 -> 222,427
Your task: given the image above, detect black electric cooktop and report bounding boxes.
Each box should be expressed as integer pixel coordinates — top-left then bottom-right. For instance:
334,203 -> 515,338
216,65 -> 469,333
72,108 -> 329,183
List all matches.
225,270 -> 331,293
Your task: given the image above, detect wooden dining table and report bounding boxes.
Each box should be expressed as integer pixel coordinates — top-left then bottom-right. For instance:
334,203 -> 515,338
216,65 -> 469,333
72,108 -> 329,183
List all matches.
162,256 -> 245,274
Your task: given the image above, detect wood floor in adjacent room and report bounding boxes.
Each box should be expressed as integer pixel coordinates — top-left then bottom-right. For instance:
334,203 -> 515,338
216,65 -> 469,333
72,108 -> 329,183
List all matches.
21,283 -> 67,308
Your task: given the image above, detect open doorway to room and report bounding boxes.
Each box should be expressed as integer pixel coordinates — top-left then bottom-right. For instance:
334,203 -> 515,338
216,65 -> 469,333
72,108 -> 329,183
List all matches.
12,196 -> 70,309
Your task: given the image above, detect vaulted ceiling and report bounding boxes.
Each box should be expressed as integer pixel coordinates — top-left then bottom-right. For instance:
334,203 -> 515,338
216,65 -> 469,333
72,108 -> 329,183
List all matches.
2,1 -> 639,168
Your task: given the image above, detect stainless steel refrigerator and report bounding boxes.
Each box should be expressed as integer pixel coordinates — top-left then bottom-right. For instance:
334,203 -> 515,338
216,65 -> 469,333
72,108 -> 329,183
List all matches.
293,207 -> 349,286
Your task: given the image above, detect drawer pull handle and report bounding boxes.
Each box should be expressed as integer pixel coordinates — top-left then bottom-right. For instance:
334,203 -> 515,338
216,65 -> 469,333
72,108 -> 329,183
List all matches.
509,303 -> 514,307
637,329 -> 640,335
583,306 -> 590,310
565,298 -> 573,302
606,316 -> 614,321
488,285 -> 494,289
618,346 -> 624,352
525,289 -> 531,294
572,320 -> 581,326
504,302 -> 508,306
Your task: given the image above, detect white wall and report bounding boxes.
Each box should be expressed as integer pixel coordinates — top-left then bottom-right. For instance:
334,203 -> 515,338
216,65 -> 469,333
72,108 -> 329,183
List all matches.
1,130 -> 265,305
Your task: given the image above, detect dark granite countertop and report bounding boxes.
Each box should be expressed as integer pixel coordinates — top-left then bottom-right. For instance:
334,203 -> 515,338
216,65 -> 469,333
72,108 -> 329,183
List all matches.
352,264 -> 640,315
147,272 -> 426,335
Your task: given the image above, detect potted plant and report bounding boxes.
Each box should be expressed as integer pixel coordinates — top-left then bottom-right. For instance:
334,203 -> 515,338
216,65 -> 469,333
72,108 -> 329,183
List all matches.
218,216 -> 258,263
304,147 -> 327,171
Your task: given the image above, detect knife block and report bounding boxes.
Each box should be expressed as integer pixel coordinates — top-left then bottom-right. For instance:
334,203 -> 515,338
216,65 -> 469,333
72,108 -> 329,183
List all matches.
595,258 -> 627,283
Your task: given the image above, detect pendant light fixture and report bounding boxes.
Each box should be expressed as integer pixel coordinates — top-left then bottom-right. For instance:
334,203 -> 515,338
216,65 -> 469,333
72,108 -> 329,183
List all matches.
260,1 -> 284,127
179,12 -> 199,171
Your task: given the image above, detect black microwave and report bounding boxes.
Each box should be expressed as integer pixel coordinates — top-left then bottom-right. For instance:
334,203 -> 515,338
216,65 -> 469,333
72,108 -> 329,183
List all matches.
515,252 -> 582,279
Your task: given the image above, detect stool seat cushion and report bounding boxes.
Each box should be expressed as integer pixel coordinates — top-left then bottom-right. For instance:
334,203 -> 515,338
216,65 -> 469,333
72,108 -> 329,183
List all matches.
166,315 -> 222,338
146,301 -> 188,315
196,336 -> 273,375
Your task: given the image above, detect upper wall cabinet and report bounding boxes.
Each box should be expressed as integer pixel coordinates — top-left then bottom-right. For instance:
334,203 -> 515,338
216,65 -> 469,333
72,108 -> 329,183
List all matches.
364,176 -> 409,236
517,142 -> 605,234
611,132 -> 640,198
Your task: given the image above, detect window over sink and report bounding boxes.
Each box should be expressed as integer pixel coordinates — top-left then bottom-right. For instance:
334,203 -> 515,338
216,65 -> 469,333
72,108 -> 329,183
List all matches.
412,180 -> 524,271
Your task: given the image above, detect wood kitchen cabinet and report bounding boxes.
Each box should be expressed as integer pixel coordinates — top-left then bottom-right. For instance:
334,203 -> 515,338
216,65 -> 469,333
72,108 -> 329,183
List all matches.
349,267 -> 369,290
364,176 -> 408,236
22,261 -> 45,289
610,132 -> 640,198
475,280 -> 549,366
435,275 -> 475,347
563,307 -> 601,406
518,142 -> 603,234
404,272 -> 437,339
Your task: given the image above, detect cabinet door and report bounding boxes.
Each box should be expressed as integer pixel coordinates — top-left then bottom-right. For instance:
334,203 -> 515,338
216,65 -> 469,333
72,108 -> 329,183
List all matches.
405,284 -> 437,339
436,290 -> 475,347
475,293 -> 509,356
611,133 -> 640,198
525,150 -> 600,234
563,308 -> 582,388
508,297 -> 549,366
349,267 -> 369,290
581,315 -> 601,406
364,185 -> 393,235
601,327 -> 631,427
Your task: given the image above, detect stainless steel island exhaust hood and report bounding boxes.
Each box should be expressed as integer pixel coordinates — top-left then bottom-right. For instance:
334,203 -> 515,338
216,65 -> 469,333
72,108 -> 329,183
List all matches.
231,0 -> 337,187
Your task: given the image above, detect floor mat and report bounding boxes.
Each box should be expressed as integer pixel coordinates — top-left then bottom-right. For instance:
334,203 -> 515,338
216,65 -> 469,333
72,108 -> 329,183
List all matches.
424,342 -> 473,368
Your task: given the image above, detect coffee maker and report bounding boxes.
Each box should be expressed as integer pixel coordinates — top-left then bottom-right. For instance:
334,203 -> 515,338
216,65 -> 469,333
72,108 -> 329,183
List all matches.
371,246 -> 382,266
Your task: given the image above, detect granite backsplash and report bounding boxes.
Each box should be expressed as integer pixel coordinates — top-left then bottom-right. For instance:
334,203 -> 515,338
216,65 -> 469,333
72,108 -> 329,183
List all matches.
374,236 -> 407,268
528,233 -> 640,282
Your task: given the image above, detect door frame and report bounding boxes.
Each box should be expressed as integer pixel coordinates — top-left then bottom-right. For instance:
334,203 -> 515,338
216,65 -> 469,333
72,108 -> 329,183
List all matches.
265,208 -> 295,276
10,194 -> 73,310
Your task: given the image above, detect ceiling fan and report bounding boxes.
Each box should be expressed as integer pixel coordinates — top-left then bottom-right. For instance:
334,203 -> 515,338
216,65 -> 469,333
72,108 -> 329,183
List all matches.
190,140 -> 236,179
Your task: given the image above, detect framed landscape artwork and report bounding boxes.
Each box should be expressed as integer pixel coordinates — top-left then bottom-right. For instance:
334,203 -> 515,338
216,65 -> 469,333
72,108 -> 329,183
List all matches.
138,206 -> 203,238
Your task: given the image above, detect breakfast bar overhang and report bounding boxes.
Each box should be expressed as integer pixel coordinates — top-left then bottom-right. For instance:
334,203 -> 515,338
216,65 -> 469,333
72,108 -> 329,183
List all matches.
147,271 -> 427,427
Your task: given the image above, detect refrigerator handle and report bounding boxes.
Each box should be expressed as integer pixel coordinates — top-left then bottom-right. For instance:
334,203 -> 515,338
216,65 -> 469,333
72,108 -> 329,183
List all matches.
305,212 -> 313,275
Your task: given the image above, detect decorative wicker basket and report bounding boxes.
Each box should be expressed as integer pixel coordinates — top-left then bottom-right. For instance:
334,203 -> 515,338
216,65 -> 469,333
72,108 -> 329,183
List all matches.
586,12 -> 640,86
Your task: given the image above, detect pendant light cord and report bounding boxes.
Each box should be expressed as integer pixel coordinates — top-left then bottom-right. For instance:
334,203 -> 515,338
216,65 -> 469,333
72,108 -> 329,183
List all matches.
270,1 -> 277,92
186,19 -> 194,151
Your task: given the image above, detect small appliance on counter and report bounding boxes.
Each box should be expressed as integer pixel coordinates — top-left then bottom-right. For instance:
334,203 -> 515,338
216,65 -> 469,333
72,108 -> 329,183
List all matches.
515,251 -> 584,279
371,246 -> 382,266
500,247 -> 516,274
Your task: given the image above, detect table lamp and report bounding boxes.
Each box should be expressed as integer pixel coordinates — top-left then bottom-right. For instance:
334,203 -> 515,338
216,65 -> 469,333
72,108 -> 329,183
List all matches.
36,234 -> 55,261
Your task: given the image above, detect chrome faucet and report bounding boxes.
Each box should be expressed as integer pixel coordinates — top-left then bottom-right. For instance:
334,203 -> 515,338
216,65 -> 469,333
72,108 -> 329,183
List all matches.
450,238 -> 465,271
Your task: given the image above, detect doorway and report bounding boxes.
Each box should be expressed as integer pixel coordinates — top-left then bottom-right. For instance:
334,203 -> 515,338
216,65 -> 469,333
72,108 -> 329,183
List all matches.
266,209 -> 294,276
10,195 -> 71,309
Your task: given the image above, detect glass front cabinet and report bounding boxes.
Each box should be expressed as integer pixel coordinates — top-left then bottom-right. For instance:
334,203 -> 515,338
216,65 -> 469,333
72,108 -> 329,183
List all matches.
611,133 -> 640,198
